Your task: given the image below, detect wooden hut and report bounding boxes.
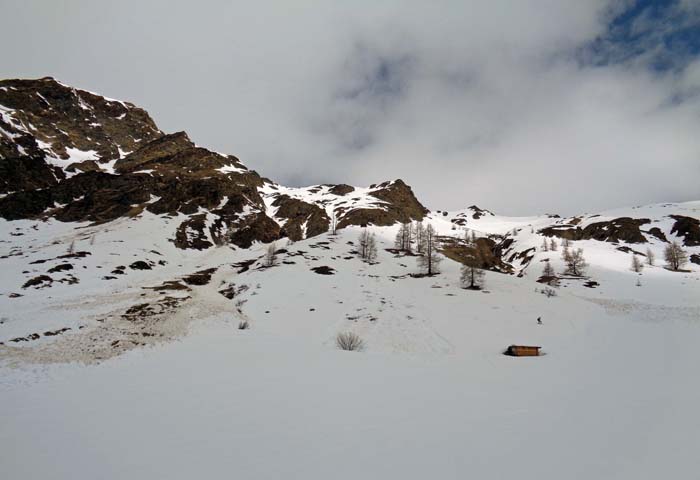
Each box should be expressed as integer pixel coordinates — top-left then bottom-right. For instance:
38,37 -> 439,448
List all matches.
504,345 -> 541,357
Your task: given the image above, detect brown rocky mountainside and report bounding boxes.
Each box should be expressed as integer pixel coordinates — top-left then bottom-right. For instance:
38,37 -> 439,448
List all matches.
0,78 -> 428,249
0,77 -> 161,169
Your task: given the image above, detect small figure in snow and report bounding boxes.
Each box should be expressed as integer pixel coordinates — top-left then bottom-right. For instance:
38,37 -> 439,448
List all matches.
537,317 -> 542,325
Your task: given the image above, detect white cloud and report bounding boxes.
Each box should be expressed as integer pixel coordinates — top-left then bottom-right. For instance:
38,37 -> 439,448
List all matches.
1,0 -> 698,214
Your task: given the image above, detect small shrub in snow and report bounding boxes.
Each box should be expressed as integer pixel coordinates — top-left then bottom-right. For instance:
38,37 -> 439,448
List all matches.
541,287 -> 557,298
238,320 -> 250,330
336,332 -> 364,351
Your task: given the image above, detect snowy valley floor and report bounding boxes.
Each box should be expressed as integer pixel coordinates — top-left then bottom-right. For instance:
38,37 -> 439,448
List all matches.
2,220 -> 700,479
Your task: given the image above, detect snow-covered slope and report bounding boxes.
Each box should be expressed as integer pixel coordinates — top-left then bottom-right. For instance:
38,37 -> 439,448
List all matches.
2,215 -> 699,479
1,200 -> 698,350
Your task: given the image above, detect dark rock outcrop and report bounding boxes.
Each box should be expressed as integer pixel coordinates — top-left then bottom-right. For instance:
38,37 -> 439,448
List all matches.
0,77 -> 161,166
337,179 -> 428,228
540,217 -> 650,244
227,212 -> 281,249
440,236 -> 514,273
669,215 -> 700,246
0,156 -> 64,194
468,205 -> 493,220
272,195 -> 330,241
645,227 -> 668,243
328,184 -> 355,196
22,275 -> 53,289
65,160 -> 101,173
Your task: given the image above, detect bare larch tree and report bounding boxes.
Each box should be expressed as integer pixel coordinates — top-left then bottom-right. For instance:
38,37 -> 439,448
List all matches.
562,247 -> 587,276
664,241 -> 688,271
359,229 -> 378,263
394,222 -> 413,252
329,211 -> 338,236
549,238 -> 558,251
460,243 -> 486,289
631,255 -> 643,273
417,224 -> 441,275
414,221 -> 426,253
264,242 -> 277,267
645,247 -> 655,266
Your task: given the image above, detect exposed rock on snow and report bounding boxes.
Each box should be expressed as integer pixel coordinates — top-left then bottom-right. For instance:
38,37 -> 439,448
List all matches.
540,217 -> 650,243
669,215 -> 700,246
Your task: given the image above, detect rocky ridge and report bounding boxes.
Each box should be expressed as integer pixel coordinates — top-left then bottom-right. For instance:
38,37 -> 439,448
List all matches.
0,78 -> 428,249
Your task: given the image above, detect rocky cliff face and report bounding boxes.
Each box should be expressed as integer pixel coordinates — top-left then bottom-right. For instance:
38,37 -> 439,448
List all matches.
0,77 -> 161,177
0,78 -> 429,248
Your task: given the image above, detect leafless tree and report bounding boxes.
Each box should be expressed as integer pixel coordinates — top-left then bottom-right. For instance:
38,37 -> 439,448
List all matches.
549,238 -> 558,251
664,241 -> 688,271
394,222 -> 413,252
460,242 -> 487,289
415,221 -> 426,253
631,255 -> 643,273
645,247 -> 655,266
359,229 -> 370,259
67,240 -> 75,255
264,242 -> 277,267
366,233 -> 378,263
329,211 -> 338,236
542,260 -> 555,277
463,229 -> 478,247
562,247 -> 587,276
541,238 -> 549,252
541,261 -> 558,286
460,262 -> 484,290
417,224 -> 441,275
359,229 -> 378,263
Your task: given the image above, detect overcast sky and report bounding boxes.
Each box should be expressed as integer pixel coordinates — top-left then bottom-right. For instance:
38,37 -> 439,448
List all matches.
2,0 -> 699,215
